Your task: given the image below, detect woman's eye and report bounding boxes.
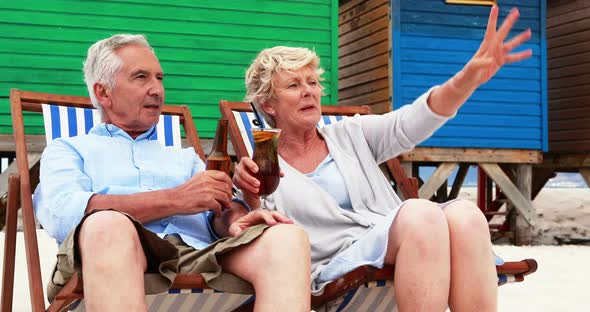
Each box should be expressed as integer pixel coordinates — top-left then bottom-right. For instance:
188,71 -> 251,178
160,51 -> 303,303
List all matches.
288,83 -> 298,88
309,81 -> 318,86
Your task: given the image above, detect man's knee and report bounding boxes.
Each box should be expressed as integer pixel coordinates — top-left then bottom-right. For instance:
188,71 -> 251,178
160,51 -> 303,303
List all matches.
78,210 -> 140,252
260,224 -> 309,251
251,224 -> 310,266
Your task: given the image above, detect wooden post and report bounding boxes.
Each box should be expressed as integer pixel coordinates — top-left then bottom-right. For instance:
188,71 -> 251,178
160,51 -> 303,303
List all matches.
477,166 -> 487,213
449,164 -> 469,200
510,164 -> 535,245
435,179 -> 448,203
479,163 -> 536,228
580,168 -> 590,188
418,162 -> 458,199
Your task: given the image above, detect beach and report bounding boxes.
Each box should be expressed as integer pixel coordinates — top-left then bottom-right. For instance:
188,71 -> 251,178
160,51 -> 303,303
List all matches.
1,187 -> 589,311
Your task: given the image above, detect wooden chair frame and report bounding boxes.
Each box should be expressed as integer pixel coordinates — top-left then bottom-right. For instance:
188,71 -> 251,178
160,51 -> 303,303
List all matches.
219,100 -> 538,309
1,89 -> 212,312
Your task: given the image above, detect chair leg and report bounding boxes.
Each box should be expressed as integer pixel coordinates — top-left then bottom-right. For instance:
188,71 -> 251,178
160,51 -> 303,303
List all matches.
47,298 -> 79,312
49,272 -> 84,312
1,174 -> 20,312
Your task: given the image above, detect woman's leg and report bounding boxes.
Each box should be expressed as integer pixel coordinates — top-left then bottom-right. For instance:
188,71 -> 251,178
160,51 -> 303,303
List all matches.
444,200 -> 497,312
385,198 -> 451,311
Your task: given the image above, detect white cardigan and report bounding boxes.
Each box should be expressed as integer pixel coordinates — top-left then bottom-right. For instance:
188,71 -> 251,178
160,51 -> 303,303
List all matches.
263,88 -> 452,290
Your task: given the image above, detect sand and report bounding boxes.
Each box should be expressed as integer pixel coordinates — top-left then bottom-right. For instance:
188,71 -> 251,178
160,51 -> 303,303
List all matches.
458,187 -> 590,245
1,187 -> 589,311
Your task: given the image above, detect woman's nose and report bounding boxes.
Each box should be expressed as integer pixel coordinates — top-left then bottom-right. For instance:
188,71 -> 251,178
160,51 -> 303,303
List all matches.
302,83 -> 313,96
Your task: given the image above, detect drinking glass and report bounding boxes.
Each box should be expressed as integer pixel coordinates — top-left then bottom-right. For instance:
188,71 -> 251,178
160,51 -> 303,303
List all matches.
251,128 -> 281,209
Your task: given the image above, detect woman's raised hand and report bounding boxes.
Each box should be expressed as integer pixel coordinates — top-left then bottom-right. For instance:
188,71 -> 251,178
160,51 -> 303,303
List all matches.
465,6 -> 533,87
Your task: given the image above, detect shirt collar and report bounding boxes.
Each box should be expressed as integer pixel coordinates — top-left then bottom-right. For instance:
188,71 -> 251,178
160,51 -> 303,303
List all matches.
89,123 -> 157,141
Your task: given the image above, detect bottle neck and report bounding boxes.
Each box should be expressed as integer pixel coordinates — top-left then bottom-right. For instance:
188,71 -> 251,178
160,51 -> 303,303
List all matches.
210,119 -> 228,154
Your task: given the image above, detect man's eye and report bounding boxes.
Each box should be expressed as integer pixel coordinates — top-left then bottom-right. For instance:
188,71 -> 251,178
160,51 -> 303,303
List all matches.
136,75 -> 146,80
309,81 -> 318,86
157,76 -> 164,81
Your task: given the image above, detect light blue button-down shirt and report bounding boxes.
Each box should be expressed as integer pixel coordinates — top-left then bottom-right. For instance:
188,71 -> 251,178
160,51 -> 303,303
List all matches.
33,123 -> 219,249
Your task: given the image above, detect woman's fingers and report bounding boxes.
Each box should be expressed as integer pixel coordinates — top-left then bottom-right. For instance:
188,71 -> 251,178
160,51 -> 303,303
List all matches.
503,28 -> 532,52
233,173 -> 259,194
484,5 -> 499,41
505,49 -> 533,63
233,157 -> 261,194
497,7 -> 520,42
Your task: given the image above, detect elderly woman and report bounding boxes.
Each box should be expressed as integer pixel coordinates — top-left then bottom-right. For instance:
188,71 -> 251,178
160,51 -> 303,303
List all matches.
234,6 -> 531,312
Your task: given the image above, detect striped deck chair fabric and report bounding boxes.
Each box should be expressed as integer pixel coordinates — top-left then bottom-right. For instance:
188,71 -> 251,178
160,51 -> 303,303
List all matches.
234,110 -> 345,157
41,104 -> 181,147
71,292 -> 253,312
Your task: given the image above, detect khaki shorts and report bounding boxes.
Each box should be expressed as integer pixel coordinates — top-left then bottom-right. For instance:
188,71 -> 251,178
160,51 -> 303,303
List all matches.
47,209 -> 268,302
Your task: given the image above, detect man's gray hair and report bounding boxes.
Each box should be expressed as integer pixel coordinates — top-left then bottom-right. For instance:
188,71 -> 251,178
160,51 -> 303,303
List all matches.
83,34 -> 152,114
244,46 -> 324,127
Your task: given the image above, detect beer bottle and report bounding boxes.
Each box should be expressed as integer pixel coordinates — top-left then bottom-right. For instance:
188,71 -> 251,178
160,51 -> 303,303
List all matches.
206,118 -> 231,175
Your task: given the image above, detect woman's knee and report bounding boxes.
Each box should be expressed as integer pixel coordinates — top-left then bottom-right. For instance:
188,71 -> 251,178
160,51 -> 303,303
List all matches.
444,200 -> 489,234
388,199 -> 449,263
393,199 -> 449,246
397,198 -> 448,231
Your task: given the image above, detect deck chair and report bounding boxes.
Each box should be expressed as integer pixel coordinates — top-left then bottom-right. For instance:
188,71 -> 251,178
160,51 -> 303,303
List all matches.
1,89 -> 254,312
219,100 -> 539,311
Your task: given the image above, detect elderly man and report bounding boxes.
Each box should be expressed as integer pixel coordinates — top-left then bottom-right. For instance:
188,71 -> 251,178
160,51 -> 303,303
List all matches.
33,34 -> 311,312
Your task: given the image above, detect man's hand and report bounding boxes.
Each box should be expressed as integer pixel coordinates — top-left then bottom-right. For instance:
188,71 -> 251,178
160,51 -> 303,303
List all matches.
174,170 -> 233,217
228,209 -> 293,237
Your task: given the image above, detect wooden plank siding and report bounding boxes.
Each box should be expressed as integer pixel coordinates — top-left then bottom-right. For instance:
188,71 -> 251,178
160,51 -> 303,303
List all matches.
547,0 -> 590,153
338,0 -> 391,114
0,0 -> 338,138
391,0 -> 547,150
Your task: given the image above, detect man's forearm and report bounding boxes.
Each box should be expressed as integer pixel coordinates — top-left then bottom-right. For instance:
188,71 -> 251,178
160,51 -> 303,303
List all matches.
86,188 -> 181,223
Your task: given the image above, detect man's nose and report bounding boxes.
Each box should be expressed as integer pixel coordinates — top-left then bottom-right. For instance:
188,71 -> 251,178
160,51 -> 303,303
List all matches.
148,79 -> 164,97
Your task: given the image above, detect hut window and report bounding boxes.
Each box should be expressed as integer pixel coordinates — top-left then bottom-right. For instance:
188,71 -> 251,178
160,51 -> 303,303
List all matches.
445,0 -> 496,5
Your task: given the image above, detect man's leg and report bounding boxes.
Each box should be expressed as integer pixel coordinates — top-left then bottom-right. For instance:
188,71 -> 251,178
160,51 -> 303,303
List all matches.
78,211 -> 148,312
444,200 -> 497,312
219,224 -> 311,312
384,199 -> 451,312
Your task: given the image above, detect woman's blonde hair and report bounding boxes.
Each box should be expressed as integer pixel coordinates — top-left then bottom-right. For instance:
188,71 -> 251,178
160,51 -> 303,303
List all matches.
244,46 -> 324,127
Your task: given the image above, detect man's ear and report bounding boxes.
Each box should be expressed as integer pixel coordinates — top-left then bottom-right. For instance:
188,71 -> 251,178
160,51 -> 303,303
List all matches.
93,83 -> 112,109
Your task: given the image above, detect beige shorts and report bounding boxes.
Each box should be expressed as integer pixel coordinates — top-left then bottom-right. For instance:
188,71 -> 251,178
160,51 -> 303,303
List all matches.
47,209 -> 268,302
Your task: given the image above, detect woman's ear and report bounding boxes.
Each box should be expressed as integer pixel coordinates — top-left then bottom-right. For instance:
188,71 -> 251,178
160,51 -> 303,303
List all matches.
260,101 -> 275,116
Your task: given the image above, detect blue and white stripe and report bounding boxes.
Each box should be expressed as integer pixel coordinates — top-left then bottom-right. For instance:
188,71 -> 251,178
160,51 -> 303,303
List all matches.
41,104 -> 181,148
232,110 -> 345,157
